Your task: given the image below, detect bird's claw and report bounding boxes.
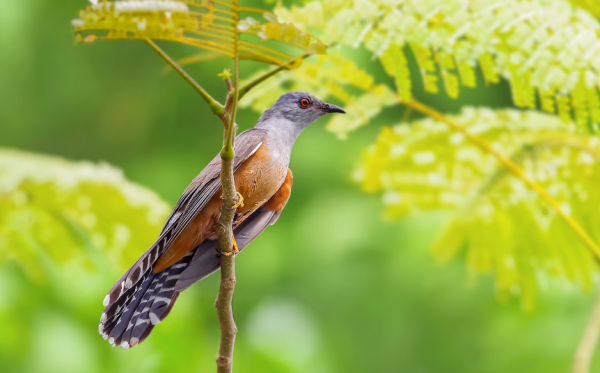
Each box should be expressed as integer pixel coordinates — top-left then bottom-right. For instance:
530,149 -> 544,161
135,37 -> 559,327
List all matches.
221,192 -> 244,210
232,192 -> 244,209
216,235 -> 239,257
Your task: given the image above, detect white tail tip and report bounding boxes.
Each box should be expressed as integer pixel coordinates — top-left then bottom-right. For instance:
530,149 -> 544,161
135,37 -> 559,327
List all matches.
149,313 -> 161,325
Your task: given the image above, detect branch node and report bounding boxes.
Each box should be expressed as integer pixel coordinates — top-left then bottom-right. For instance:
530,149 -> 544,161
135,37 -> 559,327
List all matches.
224,278 -> 236,290
216,357 -> 231,368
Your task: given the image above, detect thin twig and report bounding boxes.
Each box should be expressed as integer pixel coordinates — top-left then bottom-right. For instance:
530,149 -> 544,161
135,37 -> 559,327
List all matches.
144,38 -> 224,117
574,282 -> 600,373
214,3 -> 240,371
404,99 -> 600,261
237,52 -> 312,100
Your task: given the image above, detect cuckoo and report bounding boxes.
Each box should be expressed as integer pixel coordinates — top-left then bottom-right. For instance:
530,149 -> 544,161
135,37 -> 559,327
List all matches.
98,92 -> 345,349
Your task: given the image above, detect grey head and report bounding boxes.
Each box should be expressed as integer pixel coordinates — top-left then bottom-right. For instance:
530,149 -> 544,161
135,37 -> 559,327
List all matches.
255,92 -> 345,143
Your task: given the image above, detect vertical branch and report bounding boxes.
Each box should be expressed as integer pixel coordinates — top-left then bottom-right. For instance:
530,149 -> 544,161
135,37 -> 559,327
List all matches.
574,282 -> 600,373
215,2 -> 240,372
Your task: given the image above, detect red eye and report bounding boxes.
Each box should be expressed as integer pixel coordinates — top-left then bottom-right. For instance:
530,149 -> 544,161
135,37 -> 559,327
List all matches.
299,98 -> 311,108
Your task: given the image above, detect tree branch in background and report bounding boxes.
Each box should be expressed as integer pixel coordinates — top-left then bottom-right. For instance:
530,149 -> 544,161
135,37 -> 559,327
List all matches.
144,38 -> 224,117
574,281 -> 600,373
214,9 -> 241,372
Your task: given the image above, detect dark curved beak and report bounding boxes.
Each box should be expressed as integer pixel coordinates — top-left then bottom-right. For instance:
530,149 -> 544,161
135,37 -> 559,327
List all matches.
324,103 -> 346,114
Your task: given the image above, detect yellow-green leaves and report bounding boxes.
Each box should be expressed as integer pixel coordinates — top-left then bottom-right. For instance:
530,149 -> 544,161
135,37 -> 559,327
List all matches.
380,45 -> 412,101
218,68 -> 232,81
355,108 -> 600,307
72,0 -> 326,68
240,54 -> 396,139
0,149 -> 170,280
569,0 -> 600,20
276,0 -> 600,131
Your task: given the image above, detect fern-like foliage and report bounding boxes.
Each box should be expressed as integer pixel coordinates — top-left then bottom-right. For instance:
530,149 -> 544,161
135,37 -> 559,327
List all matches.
71,0 -> 327,68
240,54 -> 397,139
0,149 -> 170,280
569,0 -> 600,20
355,108 -> 600,308
275,0 -> 600,131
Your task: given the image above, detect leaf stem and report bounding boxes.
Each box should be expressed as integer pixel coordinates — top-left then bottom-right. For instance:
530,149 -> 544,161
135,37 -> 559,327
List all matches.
404,99 -> 600,261
237,52 -> 311,100
144,38 -> 224,117
573,281 -> 600,373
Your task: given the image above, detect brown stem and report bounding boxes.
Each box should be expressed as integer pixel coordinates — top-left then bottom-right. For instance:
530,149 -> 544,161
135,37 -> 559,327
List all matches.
573,283 -> 600,373
214,2 -> 240,371
214,92 -> 239,373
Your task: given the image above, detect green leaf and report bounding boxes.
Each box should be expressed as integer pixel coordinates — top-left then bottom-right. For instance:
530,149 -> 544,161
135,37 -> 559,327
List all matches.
0,148 -> 171,280
239,53 -> 396,139
355,108 -> 600,306
72,0 -> 327,68
276,0 -> 600,132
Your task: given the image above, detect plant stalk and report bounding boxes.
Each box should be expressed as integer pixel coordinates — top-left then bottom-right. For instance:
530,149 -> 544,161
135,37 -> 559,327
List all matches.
404,99 -> 600,261
237,52 -> 311,100
144,38 -> 224,117
214,3 -> 240,371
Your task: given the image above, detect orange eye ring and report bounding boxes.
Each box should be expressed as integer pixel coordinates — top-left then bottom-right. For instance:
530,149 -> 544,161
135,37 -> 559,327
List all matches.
299,98 -> 311,108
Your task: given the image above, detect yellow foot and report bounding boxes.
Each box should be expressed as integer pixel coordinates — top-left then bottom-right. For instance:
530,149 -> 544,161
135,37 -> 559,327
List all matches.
232,192 -> 244,209
216,235 -> 240,256
220,192 -> 244,210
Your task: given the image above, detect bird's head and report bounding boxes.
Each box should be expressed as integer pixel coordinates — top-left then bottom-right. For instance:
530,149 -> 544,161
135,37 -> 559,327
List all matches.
258,92 -> 345,132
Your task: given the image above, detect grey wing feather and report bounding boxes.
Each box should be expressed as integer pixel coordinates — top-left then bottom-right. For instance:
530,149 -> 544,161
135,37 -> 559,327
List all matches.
102,128 -> 268,308
174,206 -> 283,292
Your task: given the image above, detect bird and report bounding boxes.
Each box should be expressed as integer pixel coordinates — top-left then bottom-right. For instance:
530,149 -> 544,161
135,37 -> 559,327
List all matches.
98,92 -> 345,349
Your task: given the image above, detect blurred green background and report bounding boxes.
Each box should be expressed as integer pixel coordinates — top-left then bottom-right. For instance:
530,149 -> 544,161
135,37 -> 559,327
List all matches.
1,1 -> 598,372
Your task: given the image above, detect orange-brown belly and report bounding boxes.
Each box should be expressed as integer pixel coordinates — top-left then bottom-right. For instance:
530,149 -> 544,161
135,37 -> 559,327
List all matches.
233,142 -> 287,214
153,142 -> 287,272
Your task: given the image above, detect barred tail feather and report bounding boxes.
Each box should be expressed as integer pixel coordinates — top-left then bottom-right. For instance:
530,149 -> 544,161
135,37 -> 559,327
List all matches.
99,197 -> 282,348
98,251 -> 194,349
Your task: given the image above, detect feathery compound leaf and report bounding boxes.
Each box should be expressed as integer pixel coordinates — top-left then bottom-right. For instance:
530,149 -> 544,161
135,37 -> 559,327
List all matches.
240,53 -> 396,139
569,0 -> 600,20
276,0 -> 600,131
0,149 -> 170,280
72,0 -> 326,67
355,108 -> 600,307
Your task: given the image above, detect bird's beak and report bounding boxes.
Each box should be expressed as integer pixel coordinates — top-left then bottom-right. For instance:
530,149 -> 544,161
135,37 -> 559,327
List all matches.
323,103 -> 346,114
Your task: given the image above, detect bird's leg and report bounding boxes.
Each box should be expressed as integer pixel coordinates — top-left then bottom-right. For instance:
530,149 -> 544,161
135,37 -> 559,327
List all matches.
216,192 -> 243,256
232,192 -> 244,209
216,235 -> 239,257
221,192 -> 244,210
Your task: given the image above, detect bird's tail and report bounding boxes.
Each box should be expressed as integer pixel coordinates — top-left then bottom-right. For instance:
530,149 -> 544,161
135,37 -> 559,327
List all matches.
98,206 -> 278,349
98,250 -> 195,349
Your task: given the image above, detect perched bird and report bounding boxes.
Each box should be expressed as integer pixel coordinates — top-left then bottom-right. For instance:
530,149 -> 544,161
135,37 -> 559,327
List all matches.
98,92 -> 345,349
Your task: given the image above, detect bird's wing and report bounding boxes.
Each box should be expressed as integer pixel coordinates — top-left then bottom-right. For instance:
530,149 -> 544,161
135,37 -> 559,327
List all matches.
102,200 -> 281,347
174,169 -> 293,291
102,128 -> 268,307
